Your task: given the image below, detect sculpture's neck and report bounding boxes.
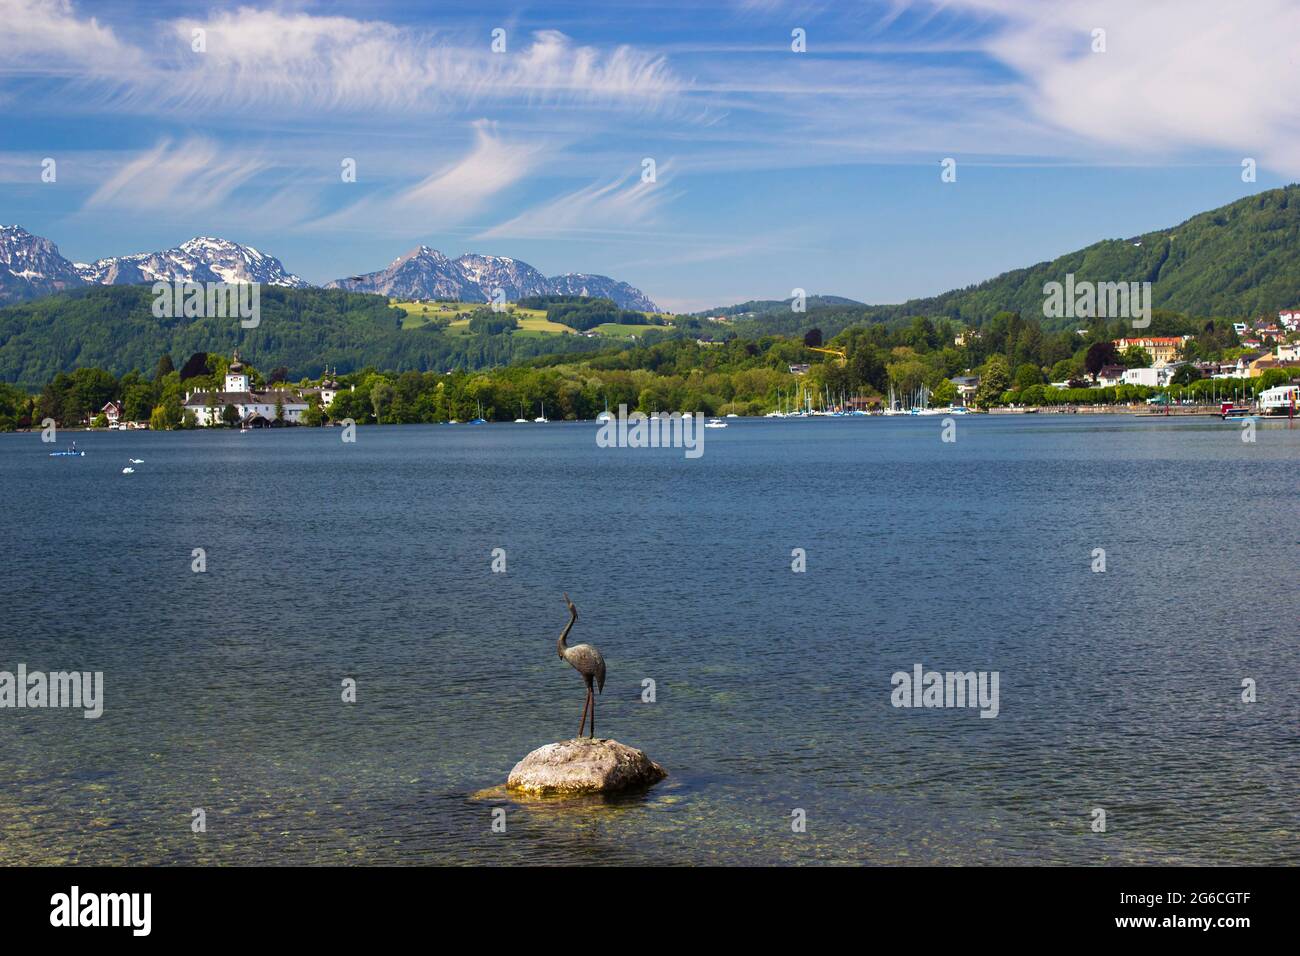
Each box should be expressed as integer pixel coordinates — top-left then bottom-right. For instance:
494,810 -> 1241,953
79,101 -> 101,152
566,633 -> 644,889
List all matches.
557,613 -> 575,658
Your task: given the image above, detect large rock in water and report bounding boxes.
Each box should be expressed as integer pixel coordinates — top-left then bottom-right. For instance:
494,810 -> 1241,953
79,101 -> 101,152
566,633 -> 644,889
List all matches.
507,738 -> 667,795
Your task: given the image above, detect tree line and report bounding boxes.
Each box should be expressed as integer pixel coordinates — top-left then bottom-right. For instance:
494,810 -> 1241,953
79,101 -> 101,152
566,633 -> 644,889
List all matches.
0,307 -> 1291,431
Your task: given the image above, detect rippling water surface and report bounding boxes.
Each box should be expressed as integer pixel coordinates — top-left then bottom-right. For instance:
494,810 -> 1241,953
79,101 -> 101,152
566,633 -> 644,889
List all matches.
1,416 -> 1296,865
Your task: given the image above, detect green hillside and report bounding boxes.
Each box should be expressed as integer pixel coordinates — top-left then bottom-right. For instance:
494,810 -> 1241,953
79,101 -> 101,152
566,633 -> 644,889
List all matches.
0,285 -> 646,389
711,186 -> 1300,339
884,185 -> 1300,328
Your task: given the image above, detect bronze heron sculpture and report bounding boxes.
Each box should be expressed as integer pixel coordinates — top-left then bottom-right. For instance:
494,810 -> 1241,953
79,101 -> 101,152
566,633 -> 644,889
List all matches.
557,593 -> 605,738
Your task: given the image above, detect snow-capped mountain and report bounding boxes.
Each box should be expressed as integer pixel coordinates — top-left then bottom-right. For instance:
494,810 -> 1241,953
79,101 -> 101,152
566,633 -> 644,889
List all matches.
0,228 -> 658,311
327,246 -> 659,311
75,236 -> 310,288
547,273 -> 660,312
0,225 -> 87,305
454,253 -> 552,301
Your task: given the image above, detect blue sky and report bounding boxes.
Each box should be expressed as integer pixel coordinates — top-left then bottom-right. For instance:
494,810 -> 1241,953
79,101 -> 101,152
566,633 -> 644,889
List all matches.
1,0 -> 1296,310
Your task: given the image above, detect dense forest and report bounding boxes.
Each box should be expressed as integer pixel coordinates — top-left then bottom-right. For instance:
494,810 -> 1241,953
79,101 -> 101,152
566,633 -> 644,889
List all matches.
0,285 -> 624,390
4,306 -> 1287,432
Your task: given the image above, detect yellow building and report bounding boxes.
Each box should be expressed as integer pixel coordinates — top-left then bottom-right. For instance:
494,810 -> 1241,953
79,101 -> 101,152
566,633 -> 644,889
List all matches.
1112,336 -> 1189,365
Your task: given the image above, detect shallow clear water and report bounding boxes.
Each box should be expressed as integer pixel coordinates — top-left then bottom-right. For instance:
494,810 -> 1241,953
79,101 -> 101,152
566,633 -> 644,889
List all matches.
1,416 -> 1296,865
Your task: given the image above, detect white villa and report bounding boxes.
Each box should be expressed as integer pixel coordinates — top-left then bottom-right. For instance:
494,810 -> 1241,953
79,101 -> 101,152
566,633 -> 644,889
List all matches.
182,352 -> 347,426
1121,365 -> 1178,388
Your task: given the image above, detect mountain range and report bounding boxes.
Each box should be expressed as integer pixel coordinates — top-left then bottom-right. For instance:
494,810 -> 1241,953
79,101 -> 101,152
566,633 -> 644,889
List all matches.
324,246 -> 659,310
0,227 -> 659,310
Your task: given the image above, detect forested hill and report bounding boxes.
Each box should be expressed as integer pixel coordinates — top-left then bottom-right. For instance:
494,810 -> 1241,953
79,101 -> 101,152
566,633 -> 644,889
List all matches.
0,285 -> 610,389
884,185 -> 1300,327
715,185 -> 1300,337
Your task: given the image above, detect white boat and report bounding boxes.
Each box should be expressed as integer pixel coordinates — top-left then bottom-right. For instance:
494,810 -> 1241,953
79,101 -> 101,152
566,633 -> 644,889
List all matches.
534,400 -> 548,423
704,418 -> 727,428
725,413 -> 739,419
1259,384 -> 1298,414
121,467 -> 134,474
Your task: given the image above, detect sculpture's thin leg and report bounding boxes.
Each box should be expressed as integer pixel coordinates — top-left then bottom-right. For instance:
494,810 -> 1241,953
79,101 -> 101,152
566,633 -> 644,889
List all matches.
590,685 -> 596,739
578,689 -> 590,738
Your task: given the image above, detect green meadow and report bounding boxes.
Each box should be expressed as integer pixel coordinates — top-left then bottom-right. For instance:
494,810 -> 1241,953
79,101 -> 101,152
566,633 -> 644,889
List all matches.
390,299 -> 674,338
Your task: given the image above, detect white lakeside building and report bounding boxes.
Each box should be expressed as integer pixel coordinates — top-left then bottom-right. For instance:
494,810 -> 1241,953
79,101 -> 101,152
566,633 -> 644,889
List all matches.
182,352 -> 347,426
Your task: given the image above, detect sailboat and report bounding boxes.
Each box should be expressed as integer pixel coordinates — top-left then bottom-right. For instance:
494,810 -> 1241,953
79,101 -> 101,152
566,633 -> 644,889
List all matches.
596,397 -> 612,422
534,400 -> 548,423
881,384 -> 904,415
515,400 -> 528,423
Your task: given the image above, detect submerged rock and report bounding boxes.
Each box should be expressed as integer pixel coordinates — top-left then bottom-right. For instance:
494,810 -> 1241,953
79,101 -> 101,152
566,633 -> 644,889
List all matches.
507,738 -> 667,795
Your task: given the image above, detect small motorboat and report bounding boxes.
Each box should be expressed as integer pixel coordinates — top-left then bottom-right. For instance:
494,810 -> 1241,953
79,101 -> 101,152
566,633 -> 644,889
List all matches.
122,467 -> 134,474
705,418 -> 728,428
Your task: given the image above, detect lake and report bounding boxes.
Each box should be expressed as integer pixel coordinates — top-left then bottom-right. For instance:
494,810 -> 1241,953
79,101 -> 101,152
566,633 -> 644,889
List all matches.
0,415 -> 1296,865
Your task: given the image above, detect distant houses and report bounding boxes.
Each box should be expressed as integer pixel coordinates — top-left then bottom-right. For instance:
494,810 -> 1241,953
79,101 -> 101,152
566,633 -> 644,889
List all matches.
949,375 -> 980,404
88,400 -> 147,429
1095,365 -> 1126,387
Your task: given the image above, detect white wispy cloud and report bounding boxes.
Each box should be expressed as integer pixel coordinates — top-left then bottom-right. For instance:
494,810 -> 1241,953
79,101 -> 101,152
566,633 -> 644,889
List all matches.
941,0 -> 1300,174
0,3 -> 682,120
309,122 -> 546,236
0,0 -> 141,76
475,165 -> 681,241
84,137 -> 266,212
156,13 -> 679,114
